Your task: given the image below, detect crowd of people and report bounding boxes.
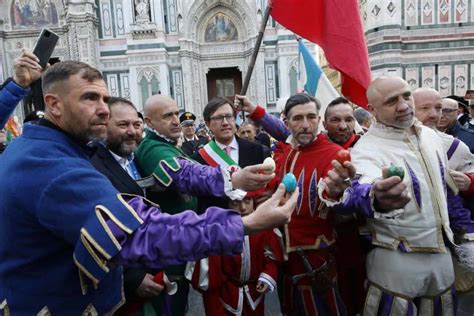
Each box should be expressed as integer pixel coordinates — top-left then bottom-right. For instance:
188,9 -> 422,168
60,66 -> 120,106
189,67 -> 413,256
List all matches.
0,49 -> 473,316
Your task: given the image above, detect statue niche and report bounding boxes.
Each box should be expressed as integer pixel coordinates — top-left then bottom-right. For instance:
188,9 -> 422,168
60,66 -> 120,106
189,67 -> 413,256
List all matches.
134,0 -> 151,24
204,13 -> 238,42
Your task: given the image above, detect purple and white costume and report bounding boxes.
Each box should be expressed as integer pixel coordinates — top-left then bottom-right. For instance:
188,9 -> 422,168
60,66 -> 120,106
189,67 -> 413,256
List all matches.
332,121 -> 474,316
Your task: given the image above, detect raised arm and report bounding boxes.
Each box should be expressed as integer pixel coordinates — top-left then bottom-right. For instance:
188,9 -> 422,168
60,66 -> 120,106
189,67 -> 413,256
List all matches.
235,94 -> 290,142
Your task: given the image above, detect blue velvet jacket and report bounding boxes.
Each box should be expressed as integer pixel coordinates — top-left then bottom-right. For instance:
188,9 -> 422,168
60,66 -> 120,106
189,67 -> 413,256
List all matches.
0,124 -> 143,314
0,123 -> 245,314
0,79 -> 29,129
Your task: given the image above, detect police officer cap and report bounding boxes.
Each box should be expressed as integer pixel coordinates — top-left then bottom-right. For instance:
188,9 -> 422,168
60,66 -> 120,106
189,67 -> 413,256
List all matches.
180,112 -> 196,126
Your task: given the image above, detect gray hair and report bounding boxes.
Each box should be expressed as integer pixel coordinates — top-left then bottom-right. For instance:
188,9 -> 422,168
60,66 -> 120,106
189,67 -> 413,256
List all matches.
354,107 -> 372,125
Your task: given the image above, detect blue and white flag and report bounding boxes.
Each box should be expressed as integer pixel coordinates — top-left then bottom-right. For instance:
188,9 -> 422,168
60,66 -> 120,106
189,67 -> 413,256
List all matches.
298,39 -> 362,133
298,39 -> 339,114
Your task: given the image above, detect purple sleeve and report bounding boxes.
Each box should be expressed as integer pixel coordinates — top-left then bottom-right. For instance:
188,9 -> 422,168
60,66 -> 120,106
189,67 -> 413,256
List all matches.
258,112 -> 291,142
447,187 -> 474,234
332,181 -> 375,219
112,197 -> 244,269
163,158 -> 226,197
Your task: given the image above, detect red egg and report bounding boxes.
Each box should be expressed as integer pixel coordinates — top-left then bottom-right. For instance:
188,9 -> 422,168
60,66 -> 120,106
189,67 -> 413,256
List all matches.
335,149 -> 351,164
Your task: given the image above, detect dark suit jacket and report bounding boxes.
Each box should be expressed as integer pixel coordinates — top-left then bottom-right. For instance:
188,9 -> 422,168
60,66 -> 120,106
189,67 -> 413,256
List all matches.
192,136 -> 269,211
448,121 -> 474,153
181,135 -> 208,156
90,144 -> 143,196
89,143 -> 146,298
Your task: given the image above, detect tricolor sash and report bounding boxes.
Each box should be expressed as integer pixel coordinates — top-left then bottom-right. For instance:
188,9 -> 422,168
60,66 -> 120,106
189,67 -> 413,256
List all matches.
198,140 -> 237,168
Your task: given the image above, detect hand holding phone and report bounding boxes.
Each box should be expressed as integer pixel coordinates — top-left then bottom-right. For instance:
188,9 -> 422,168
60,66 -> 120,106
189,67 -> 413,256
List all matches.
33,28 -> 59,69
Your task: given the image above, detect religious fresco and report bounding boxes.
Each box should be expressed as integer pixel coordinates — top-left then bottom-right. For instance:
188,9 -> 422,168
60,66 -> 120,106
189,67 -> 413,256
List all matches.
204,13 -> 238,42
11,0 -> 59,29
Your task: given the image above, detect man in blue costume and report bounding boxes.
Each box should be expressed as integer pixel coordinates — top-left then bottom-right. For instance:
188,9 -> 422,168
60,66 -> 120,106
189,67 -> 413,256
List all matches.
0,49 -> 43,128
0,61 -> 300,315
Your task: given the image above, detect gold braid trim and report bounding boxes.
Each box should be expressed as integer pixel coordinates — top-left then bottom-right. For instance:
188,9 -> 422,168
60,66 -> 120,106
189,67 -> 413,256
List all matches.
116,193 -> 145,225
36,306 -> 51,316
0,299 -> 10,316
82,304 -> 98,316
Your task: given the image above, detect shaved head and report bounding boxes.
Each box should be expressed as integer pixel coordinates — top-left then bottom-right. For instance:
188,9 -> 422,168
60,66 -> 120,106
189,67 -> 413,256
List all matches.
366,76 -> 415,129
412,87 -> 439,100
143,95 -> 181,140
412,88 -> 442,129
367,77 -> 409,108
144,95 -> 176,117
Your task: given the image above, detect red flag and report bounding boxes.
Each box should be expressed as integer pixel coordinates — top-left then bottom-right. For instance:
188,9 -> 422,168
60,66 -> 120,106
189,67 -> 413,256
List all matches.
271,0 -> 371,108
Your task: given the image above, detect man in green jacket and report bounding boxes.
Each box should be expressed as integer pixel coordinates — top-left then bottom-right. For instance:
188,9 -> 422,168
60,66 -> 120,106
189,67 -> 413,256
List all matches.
135,95 -> 207,315
136,95 -> 198,214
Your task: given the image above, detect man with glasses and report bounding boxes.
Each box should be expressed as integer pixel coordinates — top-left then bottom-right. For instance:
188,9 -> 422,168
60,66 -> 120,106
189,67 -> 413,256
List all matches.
438,97 -> 474,153
193,97 -> 269,211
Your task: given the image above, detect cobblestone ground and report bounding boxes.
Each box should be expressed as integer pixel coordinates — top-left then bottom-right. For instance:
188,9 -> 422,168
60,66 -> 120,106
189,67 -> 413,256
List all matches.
185,286 -> 282,315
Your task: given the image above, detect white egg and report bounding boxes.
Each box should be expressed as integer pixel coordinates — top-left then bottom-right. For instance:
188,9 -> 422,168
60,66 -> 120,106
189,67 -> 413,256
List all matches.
263,157 -> 276,174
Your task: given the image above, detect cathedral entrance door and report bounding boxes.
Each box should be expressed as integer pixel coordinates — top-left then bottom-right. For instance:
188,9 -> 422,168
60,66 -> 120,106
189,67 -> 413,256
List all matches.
206,67 -> 242,101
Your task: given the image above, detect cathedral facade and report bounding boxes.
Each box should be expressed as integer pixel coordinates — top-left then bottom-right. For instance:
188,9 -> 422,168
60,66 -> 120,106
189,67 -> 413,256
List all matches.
360,0 -> 474,97
0,0 -> 303,119
1,0 -> 473,121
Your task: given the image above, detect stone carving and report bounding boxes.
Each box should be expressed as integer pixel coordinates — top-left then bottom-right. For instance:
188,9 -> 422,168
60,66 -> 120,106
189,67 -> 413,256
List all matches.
455,0 -> 467,22
439,0 -> 450,23
386,1 -> 396,17
438,65 -> 451,96
455,64 -> 467,95
422,0 -> 434,24
405,0 -> 417,25
135,0 -> 150,24
371,4 -> 381,17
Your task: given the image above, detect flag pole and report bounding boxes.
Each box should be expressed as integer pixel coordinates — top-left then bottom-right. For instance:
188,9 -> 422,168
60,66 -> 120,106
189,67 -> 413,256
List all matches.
239,3 -> 272,120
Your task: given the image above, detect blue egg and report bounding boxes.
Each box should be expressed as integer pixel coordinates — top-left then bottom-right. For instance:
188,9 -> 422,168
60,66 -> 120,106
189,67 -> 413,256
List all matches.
282,173 -> 297,193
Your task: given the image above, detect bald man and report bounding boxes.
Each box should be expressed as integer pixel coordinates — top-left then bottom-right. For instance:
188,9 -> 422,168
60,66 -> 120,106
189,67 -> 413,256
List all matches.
334,77 -> 474,315
413,88 -> 474,174
134,95 -> 199,314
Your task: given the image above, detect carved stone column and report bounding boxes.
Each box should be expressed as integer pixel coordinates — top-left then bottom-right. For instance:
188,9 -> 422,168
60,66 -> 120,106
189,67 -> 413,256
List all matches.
66,0 -> 99,67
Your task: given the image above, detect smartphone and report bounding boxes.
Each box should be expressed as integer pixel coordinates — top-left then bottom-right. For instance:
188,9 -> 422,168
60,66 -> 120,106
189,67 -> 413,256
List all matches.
33,28 -> 59,69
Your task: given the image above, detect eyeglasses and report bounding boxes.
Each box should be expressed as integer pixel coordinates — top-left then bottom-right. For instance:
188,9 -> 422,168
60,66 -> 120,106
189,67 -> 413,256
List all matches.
441,108 -> 458,115
210,114 -> 235,123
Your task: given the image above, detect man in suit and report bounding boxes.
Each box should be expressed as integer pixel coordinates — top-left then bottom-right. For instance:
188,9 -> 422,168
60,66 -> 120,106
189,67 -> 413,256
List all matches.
439,97 -> 474,153
89,97 -> 165,315
192,97 -> 269,211
179,111 -> 208,156
194,97 -> 268,167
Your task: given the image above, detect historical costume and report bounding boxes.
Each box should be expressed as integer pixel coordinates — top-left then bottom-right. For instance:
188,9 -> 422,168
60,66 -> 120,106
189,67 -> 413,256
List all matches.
249,106 -> 347,316
336,121 -> 474,315
187,228 -> 284,315
0,121 -> 246,314
135,127 -> 245,316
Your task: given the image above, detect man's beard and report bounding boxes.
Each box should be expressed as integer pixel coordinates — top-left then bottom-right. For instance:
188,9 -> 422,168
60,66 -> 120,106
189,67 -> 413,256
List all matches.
71,127 -> 107,145
108,137 -> 138,157
395,115 -> 414,129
